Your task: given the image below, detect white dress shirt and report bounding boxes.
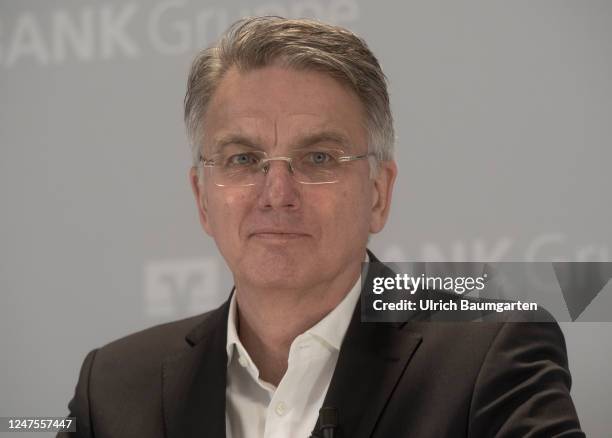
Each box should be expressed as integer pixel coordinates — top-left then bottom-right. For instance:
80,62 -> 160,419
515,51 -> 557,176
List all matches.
225,267 -> 363,438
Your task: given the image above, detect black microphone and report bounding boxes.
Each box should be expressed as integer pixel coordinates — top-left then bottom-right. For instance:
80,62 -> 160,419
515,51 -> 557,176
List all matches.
318,406 -> 338,438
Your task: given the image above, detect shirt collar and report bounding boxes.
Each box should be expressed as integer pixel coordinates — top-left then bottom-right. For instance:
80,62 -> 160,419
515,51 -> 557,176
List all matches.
225,291 -> 245,367
303,269 -> 362,351
225,252 -> 368,366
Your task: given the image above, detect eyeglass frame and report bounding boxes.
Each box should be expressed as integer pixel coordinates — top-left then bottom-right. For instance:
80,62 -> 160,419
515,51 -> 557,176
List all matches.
197,148 -> 377,187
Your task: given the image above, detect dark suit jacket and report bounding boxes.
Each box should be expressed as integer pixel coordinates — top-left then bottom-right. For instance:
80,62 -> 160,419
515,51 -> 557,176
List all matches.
59,252 -> 584,437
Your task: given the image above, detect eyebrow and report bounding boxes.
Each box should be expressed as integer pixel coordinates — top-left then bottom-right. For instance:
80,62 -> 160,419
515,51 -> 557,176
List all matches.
210,130 -> 352,154
210,134 -> 261,153
293,131 -> 352,150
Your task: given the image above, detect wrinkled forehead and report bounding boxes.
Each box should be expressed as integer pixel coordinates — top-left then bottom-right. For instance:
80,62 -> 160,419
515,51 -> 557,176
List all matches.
205,117 -> 364,156
201,66 -> 369,156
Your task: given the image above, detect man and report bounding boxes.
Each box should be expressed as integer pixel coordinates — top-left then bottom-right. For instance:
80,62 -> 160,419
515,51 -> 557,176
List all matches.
60,17 -> 584,437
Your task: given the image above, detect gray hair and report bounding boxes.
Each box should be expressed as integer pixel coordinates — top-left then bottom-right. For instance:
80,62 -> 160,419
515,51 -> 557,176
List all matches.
184,16 -> 394,175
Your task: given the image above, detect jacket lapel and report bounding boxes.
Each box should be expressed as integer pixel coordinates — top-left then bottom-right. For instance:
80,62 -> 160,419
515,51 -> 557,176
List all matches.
319,252 -> 423,438
162,299 -> 230,438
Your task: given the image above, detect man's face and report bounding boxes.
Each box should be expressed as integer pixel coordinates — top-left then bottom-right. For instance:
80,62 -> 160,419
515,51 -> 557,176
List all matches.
190,65 -> 396,291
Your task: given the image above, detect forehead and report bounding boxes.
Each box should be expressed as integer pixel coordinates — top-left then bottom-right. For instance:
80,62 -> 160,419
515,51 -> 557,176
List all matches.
202,65 -> 368,152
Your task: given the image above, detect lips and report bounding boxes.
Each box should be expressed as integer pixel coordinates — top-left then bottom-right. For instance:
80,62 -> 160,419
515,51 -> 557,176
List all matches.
248,229 -> 310,239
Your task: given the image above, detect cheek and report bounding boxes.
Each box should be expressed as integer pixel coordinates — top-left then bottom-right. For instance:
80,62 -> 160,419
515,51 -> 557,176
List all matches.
320,183 -> 372,238
207,189 -> 251,233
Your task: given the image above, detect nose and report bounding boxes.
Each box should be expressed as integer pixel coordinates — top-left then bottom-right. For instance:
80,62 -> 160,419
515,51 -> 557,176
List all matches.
256,159 -> 301,210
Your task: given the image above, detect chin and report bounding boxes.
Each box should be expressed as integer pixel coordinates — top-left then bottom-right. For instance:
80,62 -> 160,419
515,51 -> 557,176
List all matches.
249,239 -> 314,263
240,252 -> 316,289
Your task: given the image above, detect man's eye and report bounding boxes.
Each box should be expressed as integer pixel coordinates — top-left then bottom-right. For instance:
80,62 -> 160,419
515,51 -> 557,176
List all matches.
306,151 -> 334,165
227,153 -> 258,166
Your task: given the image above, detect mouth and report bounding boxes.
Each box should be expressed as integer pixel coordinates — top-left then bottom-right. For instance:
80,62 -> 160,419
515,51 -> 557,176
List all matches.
249,231 -> 310,240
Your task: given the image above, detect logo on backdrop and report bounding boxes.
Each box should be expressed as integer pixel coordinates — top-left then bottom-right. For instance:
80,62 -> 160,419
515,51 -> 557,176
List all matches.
144,257 -> 221,318
381,233 -> 610,263
0,0 -> 361,68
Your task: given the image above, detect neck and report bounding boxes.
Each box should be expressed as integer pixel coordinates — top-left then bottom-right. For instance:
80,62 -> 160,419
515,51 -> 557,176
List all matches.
234,257 -> 362,386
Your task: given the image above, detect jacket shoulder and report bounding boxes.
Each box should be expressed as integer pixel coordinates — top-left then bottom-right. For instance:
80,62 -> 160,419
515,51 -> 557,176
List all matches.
98,310 -> 217,360
63,308 -> 226,437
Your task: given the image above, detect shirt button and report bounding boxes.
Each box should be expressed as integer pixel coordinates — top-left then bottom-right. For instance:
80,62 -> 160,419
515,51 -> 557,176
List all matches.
238,356 -> 248,368
275,401 -> 287,416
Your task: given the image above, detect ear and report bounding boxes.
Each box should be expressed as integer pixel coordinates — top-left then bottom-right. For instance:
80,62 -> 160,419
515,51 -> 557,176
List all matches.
369,160 -> 397,234
189,167 -> 213,236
